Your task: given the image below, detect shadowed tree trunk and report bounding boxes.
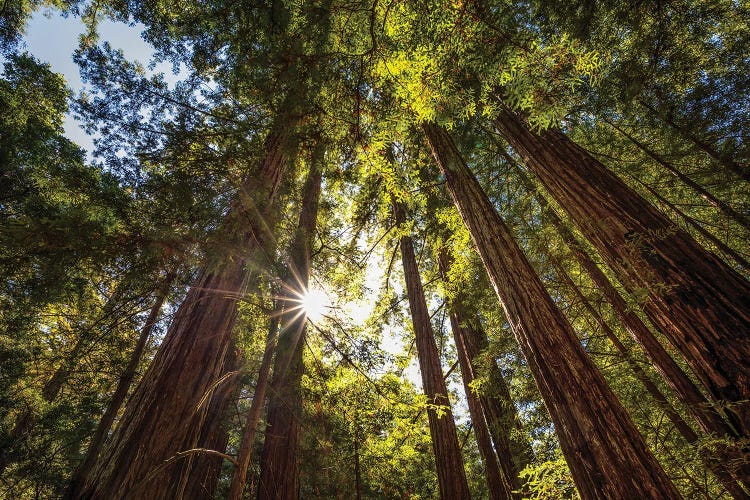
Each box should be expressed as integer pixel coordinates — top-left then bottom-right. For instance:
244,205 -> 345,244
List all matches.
395,201 -> 472,500
604,118 -> 750,231
69,118 -> 296,500
424,122 -> 681,499
173,346 -> 241,499
493,108 -> 750,435
69,270 -> 177,494
638,100 -> 750,183
438,251 -> 526,498
509,161 -> 741,441
625,172 -> 750,271
227,310 -> 280,500
259,150 -> 323,500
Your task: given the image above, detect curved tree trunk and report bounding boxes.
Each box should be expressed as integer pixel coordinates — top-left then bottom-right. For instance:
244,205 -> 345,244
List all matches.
424,122 -> 681,499
395,201 -> 472,500
259,153 -> 323,500
493,108 -> 750,435
69,120 -> 295,500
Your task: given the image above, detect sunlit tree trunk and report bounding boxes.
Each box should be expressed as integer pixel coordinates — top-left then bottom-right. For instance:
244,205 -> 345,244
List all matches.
395,201 -> 472,500
259,152 -> 323,500
70,119 -> 296,500
424,122 -> 681,499
493,108 -> 750,435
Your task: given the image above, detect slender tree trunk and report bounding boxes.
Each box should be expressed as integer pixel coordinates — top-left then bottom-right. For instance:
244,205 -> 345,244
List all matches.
227,310 -> 281,500
69,271 -> 176,494
604,118 -> 750,231
70,121 -> 295,500
638,100 -> 750,183
626,172 -> 750,271
353,408 -> 363,500
510,162 -> 740,440
394,201 -> 472,500
259,154 -> 323,500
493,108 -> 750,435
424,122 -> 681,499
438,251 -> 524,498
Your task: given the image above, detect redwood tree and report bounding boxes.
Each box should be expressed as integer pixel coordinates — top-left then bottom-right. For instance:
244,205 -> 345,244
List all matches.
493,107 -> 750,434
424,122 -> 680,499
394,200 -> 472,500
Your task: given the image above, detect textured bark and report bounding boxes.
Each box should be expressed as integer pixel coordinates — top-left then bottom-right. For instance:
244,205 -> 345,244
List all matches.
70,122 -> 294,500
448,309 -> 514,498
511,163 -> 740,441
545,248 -> 749,498
395,201 -> 472,500
424,123 -> 681,499
605,118 -> 750,231
494,108 -> 750,435
259,156 -> 323,500
69,271 -> 176,494
227,312 -> 280,500
438,252 -> 526,498
174,346 -> 240,499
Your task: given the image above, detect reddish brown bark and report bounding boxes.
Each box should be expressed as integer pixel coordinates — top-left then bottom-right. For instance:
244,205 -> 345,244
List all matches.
395,201 -> 472,500
69,122 -> 295,500
444,296 -> 515,497
544,246 -> 749,498
510,162 -> 741,441
424,122 -> 681,499
493,108 -> 750,435
172,346 -> 240,499
259,156 -> 323,500
69,271 -> 176,495
227,311 -> 280,500
627,173 -> 750,271
438,251 -> 527,498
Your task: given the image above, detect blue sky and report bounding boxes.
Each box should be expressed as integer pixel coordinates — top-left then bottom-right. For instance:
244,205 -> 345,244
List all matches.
18,9 -> 173,155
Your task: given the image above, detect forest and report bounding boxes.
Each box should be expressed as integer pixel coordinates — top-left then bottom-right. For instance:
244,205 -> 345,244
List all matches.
1,0 -> 749,498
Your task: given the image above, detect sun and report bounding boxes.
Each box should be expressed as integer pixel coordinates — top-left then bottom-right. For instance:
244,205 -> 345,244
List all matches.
300,287 -> 329,322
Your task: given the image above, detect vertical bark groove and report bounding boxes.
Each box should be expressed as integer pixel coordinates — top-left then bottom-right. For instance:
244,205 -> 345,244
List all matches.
424,122 -> 680,499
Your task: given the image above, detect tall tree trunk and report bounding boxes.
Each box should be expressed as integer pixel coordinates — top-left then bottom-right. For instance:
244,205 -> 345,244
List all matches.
394,201 -> 472,500
173,345 -> 240,499
259,153 -> 323,500
70,121 -> 295,500
638,100 -> 750,183
228,310 -> 281,500
604,118 -> 750,231
424,122 -> 681,499
493,108 -> 750,435
438,251 -> 525,498
69,271 -> 177,495
541,239 -> 750,497
510,161 -> 740,440
625,172 -> 750,271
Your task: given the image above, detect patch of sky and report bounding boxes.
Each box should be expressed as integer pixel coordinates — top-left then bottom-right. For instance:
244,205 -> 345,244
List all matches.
18,9 -> 184,159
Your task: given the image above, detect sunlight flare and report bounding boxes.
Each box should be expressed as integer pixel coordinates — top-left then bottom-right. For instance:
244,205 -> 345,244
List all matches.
300,287 -> 329,322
